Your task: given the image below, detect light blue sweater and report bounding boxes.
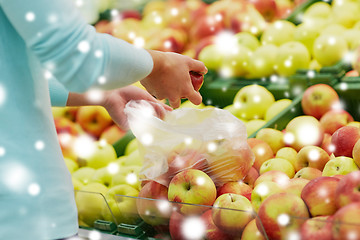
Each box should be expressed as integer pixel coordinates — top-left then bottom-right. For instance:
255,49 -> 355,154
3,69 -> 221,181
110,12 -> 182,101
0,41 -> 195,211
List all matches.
0,0 -> 153,239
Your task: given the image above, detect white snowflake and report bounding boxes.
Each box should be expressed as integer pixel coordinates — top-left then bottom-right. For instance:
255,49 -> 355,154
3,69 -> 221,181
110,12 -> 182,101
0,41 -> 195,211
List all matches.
28,183 -> 41,196
25,12 -> 35,22
35,140 -> 45,151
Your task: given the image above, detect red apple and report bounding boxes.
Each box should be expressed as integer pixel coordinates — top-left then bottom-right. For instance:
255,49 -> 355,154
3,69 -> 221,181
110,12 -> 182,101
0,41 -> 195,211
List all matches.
294,167 -> 322,180
212,193 -> 254,234
345,69 -> 359,77
76,106 -> 113,138
217,181 -> 252,201
254,170 -> 290,188
353,139 -> 360,167
190,71 -> 204,92
168,169 -> 217,215
54,117 -> 80,136
321,133 -> 334,156
320,109 -> 354,135
331,126 -> 360,157
283,178 -> 310,198
332,202 -> 360,240
243,167 -> 260,188
189,14 -> 225,42
99,124 -> 126,145
120,10 -> 142,20
284,115 -> 324,151
247,138 -> 274,173
335,170 -> 360,208
300,215 -> 333,240
295,146 -> 330,172
301,176 -> 340,217
249,0 -> 278,22
257,192 -> 309,240
136,181 -> 171,226
301,84 -> 340,120
201,210 -> 234,240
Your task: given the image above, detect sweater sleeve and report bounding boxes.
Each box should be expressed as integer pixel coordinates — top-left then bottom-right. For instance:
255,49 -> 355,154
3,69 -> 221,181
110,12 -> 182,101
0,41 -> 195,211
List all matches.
0,0 -> 153,93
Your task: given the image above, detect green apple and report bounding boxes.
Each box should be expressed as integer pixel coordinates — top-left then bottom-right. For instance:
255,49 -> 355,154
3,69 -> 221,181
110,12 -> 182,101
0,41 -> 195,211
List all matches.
265,99 -> 292,122
233,85 -> 275,120
322,157 -> 359,176
245,119 -> 267,136
118,149 -> 143,166
261,20 -> 296,46
64,157 -> 79,173
332,2 -> 360,28
198,44 -> 223,71
234,32 -> 260,51
321,24 -> 347,37
309,59 -> 322,71
275,147 -> 297,168
256,128 -> 285,153
275,41 -> 310,77
260,157 -> 295,178
223,104 -> 248,122
72,167 -> 96,185
293,23 -> 320,57
302,1 -> 332,26
90,167 -> 114,187
124,138 -> 138,156
313,34 -> 348,67
343,29 -> 360,50
75,182 -> 109,227
102,184 -> 140,225
220,45 -> 252,77
111,165 -> 142,190
78,140 -> 117,169
179,100 -> 206,109
72,176 -> 85,192
247,44 -> 278,78
251,181 -> 283,212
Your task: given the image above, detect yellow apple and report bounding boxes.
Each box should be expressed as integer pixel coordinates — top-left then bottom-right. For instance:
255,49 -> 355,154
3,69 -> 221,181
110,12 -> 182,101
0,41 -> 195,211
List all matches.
64,157 -> 78,173
265,99 -> 292,122
245,119 -> 267,136
275,147 -> 297,168
124,138 -> 139,156
256,128 -> 285,153
75,182 -> 108,227
111,166 -> 142,190
119,149 -> 143,167
260,157 -> 295,178
102,184 -> 140,225
72,176 -> 84,192
179,100 -> 205,109
72,167 -> 96,185
78,140 -> 117,169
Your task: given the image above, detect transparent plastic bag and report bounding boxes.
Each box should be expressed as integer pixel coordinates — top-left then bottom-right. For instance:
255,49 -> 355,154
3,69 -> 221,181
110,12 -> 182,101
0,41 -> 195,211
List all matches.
124,100 -> 255,187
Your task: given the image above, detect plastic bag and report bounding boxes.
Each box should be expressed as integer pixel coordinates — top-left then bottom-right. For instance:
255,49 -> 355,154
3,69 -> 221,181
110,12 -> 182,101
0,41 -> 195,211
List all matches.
124,100 -> 254,187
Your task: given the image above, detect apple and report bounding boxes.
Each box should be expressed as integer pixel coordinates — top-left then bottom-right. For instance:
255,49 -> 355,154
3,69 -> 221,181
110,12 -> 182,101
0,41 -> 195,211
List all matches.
265,99 -> 292,122
241,219 -> 266,240
249,0 -> 278,22
301,84 -> 340,120
102,184 -> 140,225
254,170 -> 290,188
284,178 -> 310,198
247,44 -> 278,79
261,20 -> 296,46
75,182 -> 108,227
331,126 -> 360,158
233,84 -> 275,120
201,210 -> 234,240
260,157 -> 295,178
179,100 -> 206,109
335,170 -> 360,208
217,181 -> 252,201
111,165 -> 141,190
345,70 -> 359,77
72,176 -> 84,192
99,124 -> 126,145
72,167 -> 96,185
198,44 -> 223,71
90,167 -> 114,187
212,193 -> 254,234
343,29 -> 360,50
52,106 -> 79,122
168,169 -> 217,215
124,138 -> 138,156
300,215 -> 333,240
243,167 -> 260,188
332,2 -> 360,28
64,157 -> 78,173
302,1 -> 332,25
321,133 -> 334,156
189,14 -> 225,42
245,119 -> 267,136
275,41 -> 311,77
251,181 -> 283,212
284,115 -> 324,151
294,23 -> 320,56
54,117 -> 80,136
353,139 -> 360,167
332,202 -> 360,240
234,32 -> 260,51
294,167 -> 322,180
94,20 -> 113,34
117,149 -> 143,167
321,24 -> 347,37
247,138 -> 274,173
301,176 -> 340,217
136,181 -> 171,226
295,146 -> 330,172
255,128 -> 285,153
257,192 -> 309,240
275,147 -> 297,169
190,71 -> 204,92
313,34 -> 348,67
145,28 -> 187,53
322,156 -> 359,177
76,106 -> 113,138
78,140 -> 117,169
320,109 -> 354,135
220,45 -> 253,78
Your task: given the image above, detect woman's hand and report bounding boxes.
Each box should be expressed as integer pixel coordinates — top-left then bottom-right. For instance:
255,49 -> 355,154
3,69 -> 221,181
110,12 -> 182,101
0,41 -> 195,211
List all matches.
141,50 -> 208,108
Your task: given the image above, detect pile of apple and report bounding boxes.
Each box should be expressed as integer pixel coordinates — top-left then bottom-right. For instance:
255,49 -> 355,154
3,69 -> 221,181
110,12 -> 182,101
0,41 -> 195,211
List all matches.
198,0 -> 360,79
93,0 -> 304,59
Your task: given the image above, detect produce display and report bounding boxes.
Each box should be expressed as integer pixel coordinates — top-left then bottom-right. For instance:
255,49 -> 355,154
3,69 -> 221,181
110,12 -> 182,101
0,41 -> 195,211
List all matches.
47,0 -> 360,239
